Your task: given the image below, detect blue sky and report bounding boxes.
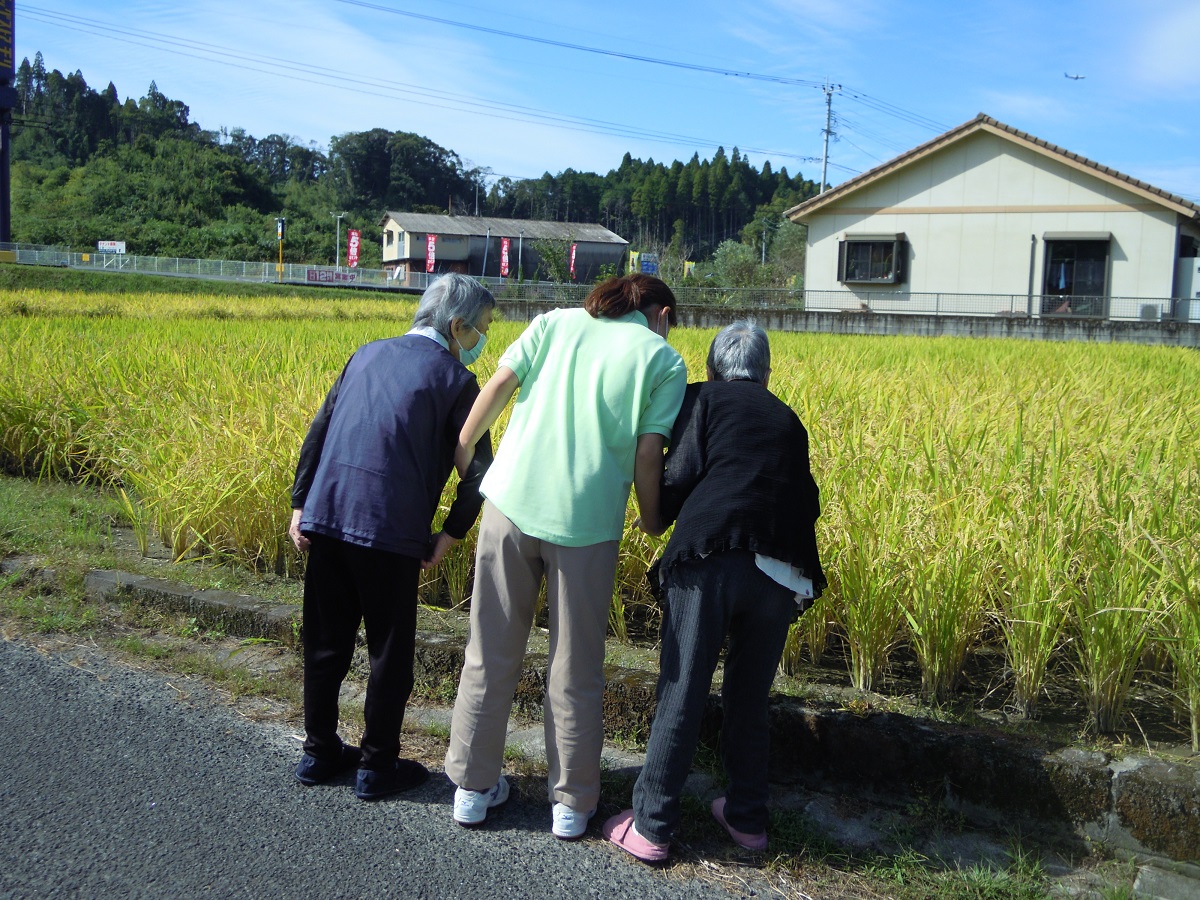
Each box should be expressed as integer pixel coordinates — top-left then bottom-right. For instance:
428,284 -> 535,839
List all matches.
18,0 -> 1200,202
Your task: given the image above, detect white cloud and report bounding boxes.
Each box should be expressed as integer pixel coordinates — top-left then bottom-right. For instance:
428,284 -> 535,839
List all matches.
978,91 -> 1071,126
1130,3 -> 1200,89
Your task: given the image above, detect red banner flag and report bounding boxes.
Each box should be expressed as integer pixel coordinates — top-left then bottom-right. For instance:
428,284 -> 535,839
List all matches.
570,243 -> 577,280
500,237 -> 511,277
346,229 -> 361,269
426,234 -> 437,273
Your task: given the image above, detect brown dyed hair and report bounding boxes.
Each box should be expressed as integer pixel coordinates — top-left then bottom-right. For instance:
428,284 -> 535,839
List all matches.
584,273 -> 678,324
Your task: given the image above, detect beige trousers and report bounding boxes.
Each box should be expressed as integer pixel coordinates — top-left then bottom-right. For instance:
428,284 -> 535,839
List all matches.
445,502 -> 619,812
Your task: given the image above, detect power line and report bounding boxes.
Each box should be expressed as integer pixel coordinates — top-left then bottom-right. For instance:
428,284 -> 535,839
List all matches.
22,5 -> 824,168
334,0 -> 832,89
333,0 -> 950,138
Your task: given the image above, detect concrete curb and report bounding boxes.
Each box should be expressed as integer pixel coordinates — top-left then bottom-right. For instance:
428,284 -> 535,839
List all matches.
12,559 -> 1199,880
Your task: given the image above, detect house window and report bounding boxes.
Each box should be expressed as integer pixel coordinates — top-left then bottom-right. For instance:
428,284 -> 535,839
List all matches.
1041,234 -> 1110,316
385,231 -> 394,246
838,235 -> 907,285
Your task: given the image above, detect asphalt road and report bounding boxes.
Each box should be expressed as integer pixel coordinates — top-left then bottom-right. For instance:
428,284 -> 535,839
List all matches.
0,639 -> 730,899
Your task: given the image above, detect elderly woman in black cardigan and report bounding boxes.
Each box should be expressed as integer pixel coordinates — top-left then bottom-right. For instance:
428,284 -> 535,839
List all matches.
604,320 -> 826,862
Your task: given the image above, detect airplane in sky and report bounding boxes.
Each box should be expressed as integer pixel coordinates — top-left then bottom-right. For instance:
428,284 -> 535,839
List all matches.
1065,73 -> 1086,80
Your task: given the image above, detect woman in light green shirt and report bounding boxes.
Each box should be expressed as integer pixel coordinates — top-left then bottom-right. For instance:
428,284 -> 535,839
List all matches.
444,274 -> 687,839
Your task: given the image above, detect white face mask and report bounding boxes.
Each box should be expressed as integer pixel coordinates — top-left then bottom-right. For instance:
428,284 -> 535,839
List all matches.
457,325 -> 487,365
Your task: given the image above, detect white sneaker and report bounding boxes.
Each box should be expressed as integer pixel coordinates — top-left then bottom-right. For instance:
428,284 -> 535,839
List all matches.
453,775 -> 510,826
552,802 -> 596,839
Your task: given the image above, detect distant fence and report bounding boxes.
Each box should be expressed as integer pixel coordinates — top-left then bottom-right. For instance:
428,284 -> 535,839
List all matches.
1,242 -> 1194,325
0,242 -> 392,289
408,271 -> 1192,323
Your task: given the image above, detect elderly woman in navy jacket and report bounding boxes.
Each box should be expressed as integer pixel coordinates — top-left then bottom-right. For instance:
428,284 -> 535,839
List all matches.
288,273 -> 495,800
604,320 -> 826,861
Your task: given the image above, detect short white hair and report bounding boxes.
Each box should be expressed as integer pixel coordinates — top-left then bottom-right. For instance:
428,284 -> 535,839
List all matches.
707,320 -> 770,382
413,273 -> 495,336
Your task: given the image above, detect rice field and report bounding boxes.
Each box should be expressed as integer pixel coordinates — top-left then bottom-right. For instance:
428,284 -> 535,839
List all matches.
3,286 -> 1199,746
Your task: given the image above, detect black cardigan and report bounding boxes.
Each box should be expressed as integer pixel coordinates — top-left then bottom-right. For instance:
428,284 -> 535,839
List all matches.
653,379 -> 826,598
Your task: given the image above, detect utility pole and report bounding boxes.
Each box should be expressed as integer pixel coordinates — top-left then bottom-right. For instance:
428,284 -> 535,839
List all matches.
820,80 -> 842,194
0,1 -> 15,244
331,211 -> 346,269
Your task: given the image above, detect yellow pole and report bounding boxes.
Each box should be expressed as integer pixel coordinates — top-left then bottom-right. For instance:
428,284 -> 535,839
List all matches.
275,217 -> 285,283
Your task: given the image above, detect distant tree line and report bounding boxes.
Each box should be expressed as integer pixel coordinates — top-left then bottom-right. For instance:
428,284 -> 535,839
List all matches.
9,53 -> 816,286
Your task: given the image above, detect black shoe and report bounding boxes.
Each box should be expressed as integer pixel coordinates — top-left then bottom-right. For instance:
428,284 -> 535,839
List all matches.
295,743 -> 362,786
355,759 -> 430,801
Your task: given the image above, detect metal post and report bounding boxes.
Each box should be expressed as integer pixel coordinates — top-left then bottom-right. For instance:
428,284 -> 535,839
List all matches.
0,112 -> 10,243
1026,234 -> 1036,317
275,217 -> 285,283
518,229 -> 524,282
331,211 -> 346,270
0,0 -> 13,245
481,226 -> 491,277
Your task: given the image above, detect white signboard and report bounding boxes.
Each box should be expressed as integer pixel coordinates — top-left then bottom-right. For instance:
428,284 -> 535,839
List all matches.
97,241 -> 126,254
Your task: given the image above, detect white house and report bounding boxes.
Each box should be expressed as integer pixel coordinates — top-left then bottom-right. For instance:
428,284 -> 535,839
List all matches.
786,114 -> 1200,320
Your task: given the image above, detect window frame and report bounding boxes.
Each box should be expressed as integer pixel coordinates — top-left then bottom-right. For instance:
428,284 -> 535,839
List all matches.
1040,233 -> 1111,317
838,234 -> 907,285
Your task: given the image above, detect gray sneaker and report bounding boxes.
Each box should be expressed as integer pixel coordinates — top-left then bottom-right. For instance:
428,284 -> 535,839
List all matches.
453,775 -> 510,826
552,802 -> 596,839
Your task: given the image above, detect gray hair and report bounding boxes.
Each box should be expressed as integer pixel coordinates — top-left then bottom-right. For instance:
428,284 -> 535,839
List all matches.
412,273 -> 495,336
706,320 -> 771,383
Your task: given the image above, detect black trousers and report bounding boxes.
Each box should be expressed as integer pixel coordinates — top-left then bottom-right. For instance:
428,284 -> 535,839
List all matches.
302,534 -> 420,771
633,550 -> 798,843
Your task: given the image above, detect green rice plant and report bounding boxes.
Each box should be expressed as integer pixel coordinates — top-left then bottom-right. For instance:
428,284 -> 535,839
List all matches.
780,594 -> 832,674
1140,535 -> 1200,751
439,530 -> 476,609
611,508 -> 669,642
1071,523 -> 1161,734
607,580 -> 628,643
902,543 -> 988,704
116,488 -> 150,557
995,518 -> 1076,720
828,510 -> 905,693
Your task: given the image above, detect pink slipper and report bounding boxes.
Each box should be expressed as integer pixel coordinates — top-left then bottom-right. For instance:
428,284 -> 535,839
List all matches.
603,809 -> 669,862
711,796 -> 768,850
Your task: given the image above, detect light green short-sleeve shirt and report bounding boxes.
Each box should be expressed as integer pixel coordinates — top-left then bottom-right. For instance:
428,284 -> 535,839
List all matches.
481,307 -> 687,546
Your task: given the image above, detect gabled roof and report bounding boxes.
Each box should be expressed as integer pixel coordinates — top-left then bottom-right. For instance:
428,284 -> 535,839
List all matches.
379,212 -> 627,245
786,113 -> 1200,221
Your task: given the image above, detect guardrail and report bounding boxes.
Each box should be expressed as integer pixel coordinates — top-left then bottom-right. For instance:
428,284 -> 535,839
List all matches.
1,243 -> 1192,324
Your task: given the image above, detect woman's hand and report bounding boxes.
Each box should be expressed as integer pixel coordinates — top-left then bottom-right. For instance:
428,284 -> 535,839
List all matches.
633,514 -> 666,537
289,508 -> 310,553
422,531 -> 460,570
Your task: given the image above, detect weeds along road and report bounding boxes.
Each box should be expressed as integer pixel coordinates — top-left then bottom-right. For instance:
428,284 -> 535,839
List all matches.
0,638 -> 727,900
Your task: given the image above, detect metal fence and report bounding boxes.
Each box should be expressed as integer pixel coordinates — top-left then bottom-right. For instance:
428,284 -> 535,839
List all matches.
0,243 -> 394,289
1,242 -> 1191,323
